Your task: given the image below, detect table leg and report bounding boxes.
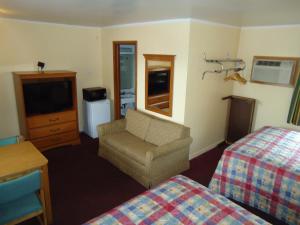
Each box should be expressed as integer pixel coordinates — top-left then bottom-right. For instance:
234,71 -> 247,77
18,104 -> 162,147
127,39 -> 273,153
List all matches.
42,165 -> 53,224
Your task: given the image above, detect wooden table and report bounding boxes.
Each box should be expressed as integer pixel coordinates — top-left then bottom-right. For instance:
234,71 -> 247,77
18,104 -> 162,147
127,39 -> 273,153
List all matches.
0,141 -> 53,224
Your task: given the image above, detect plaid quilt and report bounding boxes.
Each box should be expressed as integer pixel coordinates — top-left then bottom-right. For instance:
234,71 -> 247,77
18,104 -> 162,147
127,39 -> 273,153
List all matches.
209,126 -> 300,225
84,175 -> 269,225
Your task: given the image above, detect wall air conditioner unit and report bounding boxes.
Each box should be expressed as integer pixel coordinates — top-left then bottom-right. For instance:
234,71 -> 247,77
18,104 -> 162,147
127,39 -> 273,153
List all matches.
251,56 -> 299,86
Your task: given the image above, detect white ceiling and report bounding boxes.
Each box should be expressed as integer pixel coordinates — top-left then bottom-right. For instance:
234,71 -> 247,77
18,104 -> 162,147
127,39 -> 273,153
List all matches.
0,0 -> 300,27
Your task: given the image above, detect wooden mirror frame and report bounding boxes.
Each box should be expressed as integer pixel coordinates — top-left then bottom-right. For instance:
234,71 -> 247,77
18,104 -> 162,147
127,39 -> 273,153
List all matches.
144,54 -> 175,117
250,56 -> 300,87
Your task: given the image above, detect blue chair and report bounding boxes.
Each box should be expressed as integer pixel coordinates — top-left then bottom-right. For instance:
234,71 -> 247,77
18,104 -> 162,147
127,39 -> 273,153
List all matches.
0,170 -> 47,225
0,136 -> 19,147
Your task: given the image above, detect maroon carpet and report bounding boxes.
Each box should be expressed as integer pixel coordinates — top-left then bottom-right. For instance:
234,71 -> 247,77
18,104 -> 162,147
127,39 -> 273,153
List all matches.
22,134 -> 284,225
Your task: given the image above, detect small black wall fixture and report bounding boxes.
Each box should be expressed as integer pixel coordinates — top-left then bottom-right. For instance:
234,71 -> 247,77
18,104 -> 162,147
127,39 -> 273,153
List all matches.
37,61 -> 45,72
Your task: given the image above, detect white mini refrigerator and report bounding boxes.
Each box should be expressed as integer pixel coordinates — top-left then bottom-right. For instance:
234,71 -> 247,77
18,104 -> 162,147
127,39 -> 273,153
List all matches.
83,99 -> 111,138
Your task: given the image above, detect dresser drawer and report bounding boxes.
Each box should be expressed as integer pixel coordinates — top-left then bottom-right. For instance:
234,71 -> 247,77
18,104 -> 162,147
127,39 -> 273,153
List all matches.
27,110 -> 76,129
29,121 -> 77,139
148,93 -> 169,105
31,131 -> 78,149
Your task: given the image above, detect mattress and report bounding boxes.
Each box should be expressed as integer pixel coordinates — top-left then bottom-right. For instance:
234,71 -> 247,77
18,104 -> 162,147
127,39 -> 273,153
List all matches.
84,175 -> 269,225
209,126 -> 300,225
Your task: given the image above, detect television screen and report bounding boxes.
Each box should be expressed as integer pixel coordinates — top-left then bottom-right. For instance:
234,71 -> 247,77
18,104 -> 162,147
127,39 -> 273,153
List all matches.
23,80 -> 73,115
148,70 -> 170,96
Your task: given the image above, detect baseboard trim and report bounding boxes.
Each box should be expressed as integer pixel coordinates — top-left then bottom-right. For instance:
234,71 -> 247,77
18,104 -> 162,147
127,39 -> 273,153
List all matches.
189,139 -> 224,160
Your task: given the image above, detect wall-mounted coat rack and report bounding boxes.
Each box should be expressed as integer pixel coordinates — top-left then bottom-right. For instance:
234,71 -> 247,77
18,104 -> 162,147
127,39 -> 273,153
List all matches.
202,54 -> 246,80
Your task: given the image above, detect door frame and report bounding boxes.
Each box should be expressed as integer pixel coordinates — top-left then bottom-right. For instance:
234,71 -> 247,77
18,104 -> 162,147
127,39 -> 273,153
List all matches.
113,41 -> 138,120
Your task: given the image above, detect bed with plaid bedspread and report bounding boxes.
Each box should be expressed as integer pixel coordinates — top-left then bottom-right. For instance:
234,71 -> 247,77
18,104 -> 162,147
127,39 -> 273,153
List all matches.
209,126 -> 300,225
84,175 -> 269,225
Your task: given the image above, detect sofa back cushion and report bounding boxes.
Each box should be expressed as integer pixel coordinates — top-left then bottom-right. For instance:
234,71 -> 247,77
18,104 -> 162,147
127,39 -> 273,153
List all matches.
145,118 -> 183,146
125,109 -> 151,140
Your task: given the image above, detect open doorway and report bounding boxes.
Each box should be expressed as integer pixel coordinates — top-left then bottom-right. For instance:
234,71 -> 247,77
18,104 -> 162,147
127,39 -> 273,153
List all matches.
113,41 -> 137,119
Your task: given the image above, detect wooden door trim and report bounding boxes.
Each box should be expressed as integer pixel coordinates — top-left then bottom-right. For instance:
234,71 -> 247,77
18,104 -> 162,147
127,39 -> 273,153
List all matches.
113,41 -> 137,120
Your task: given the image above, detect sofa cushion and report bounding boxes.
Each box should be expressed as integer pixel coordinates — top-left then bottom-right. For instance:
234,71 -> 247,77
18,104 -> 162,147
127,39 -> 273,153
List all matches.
145,119 -> 183,146
125,109 -> 151,140
102,131 -> 156,165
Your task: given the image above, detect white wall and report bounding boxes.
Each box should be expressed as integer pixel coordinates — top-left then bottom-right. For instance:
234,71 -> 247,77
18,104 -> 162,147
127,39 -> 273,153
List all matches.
184,22 -> 240,157
0,18 -> 102,138
233,26 -> 300,131
101,21 -> 190,123
1,17 -> 300,157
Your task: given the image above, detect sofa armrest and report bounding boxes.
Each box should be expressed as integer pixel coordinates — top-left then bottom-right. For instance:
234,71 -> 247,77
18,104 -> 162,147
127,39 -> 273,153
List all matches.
97,119 -> 126,138
150,137 -> 193,159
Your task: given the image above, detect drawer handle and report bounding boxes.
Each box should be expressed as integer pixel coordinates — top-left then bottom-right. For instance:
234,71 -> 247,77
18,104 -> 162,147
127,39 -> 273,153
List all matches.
51,137 -> 61,142
49,118 -> 59,122
49,128 -> 61,133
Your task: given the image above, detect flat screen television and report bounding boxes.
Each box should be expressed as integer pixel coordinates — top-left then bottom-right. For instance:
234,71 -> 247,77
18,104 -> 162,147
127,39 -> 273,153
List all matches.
148,69 -> 170,96
23,80 -> 73,116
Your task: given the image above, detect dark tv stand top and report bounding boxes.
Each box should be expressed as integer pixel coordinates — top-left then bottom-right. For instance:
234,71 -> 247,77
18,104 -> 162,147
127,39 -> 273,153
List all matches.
13,70 -> 76,79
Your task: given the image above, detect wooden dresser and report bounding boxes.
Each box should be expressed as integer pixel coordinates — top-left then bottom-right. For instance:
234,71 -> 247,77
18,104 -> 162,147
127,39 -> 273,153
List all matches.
13,71 -> 81,151
147,93 -> 169,109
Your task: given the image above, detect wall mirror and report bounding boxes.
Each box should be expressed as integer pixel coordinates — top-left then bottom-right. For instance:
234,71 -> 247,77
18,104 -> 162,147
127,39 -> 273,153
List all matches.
251,56 -> 300,87
144,54 -> 175,116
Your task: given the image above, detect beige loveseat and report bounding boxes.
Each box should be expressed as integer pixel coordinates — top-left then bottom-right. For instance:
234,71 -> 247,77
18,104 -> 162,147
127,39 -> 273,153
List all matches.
97,109 -> 192,188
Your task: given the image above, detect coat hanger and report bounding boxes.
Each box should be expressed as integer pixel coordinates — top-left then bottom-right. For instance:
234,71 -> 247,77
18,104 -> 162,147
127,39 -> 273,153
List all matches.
224,72 -> 247,84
